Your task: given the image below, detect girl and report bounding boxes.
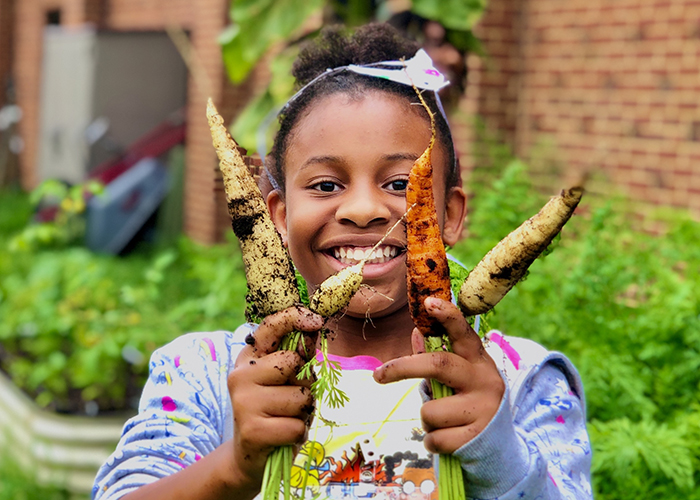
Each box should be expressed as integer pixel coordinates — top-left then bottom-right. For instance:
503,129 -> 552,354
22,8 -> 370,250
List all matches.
93,23 -> 591,500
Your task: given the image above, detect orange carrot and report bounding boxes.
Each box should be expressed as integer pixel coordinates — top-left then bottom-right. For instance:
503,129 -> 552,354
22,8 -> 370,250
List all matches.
404,88 -> 466,500
405,93 -> 452,337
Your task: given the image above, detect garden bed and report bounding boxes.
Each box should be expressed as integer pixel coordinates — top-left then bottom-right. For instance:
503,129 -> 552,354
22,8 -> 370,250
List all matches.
0,368 -> 132,496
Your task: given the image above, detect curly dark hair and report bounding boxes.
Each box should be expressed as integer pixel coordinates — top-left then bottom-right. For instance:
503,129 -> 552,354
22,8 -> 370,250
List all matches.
267,23 -> 459,193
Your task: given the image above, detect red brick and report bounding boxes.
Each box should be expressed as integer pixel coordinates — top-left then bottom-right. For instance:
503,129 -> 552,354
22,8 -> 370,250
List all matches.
462,0 -> 700,217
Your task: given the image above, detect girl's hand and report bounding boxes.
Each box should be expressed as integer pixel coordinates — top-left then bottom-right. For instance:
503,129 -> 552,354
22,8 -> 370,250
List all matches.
373,297 -> 504,455
227,306 -> 323,491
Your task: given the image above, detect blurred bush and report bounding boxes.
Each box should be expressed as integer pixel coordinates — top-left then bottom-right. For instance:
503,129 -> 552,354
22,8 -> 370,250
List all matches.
0,189 -> 247,414
0,441 -> 70,499
451,153 -> 700,499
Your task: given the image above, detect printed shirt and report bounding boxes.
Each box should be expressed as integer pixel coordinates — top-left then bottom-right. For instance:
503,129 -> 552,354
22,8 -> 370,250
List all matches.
92,326 -> 592,500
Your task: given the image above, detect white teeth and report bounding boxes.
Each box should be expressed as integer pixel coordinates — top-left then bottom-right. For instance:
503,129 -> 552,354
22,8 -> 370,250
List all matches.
332,245 -> 400,265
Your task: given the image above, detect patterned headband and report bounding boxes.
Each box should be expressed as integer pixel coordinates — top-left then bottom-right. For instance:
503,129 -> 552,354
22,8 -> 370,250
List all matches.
281,48 -> 450,113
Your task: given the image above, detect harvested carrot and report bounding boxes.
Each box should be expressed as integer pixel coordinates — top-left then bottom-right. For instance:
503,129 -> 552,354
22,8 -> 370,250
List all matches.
458,187 -> 584,316
405,95 -> 452,338
208,99 -> 313,500
404,88 -> 466,500
309,263 -> 364,317
206,98 -> 299,321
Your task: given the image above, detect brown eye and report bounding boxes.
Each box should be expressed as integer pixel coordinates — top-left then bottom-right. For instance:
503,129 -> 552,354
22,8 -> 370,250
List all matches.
313,181 -> 339,192
387,179 -> 408,191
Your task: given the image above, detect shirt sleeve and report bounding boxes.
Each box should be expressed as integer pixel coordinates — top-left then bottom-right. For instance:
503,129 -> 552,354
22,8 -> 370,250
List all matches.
453,362 -> 592,500
92,330 -> 246,500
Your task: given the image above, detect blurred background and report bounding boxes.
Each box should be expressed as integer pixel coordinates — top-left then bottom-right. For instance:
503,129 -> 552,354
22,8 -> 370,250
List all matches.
0,0 -> 699,499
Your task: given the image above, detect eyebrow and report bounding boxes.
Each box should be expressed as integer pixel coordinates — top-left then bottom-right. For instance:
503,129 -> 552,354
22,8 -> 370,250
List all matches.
383,152 -> 420,163
299,152 -> 419,171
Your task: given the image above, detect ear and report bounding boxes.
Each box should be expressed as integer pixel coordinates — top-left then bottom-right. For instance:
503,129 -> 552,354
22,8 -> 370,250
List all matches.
267,189 -> 288,246
442,186 -> 467,247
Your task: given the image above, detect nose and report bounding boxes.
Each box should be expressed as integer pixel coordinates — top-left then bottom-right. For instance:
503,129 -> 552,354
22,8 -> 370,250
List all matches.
335,185 -> 392,227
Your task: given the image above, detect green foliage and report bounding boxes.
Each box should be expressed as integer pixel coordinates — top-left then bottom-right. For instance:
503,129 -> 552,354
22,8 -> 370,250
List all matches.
451,149 -> 700,499
459,158 -> 544,264
298,333 -> 349,410
9,179 -> 104,251
590,417 -> 696,498
220,0 -> 324,83
0,446 -> 69,500
411,0 -> 485,31
230,46 -> 299,155
0,192 -> 247,413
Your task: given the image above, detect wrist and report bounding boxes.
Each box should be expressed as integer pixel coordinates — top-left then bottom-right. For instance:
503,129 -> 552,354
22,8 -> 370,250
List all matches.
219,440 -> 263,500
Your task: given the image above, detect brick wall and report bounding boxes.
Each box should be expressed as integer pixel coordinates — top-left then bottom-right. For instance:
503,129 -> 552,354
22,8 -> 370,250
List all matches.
0,0 -> 15,107
13,0 -> 260,244
14,1 -> 47,190
466,0 -> 700,218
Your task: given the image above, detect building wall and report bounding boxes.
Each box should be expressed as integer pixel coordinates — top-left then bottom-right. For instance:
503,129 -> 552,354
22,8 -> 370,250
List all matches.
0,0 -> 15,106
466,0 -> 700,218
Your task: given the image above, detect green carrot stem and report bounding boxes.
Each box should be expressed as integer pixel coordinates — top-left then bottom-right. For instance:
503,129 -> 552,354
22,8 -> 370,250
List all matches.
260,330 -> 303,500
261,446 -> 284,500
425,336 -> 467,500
260,453 -> 273,499
283,445 -> 292,500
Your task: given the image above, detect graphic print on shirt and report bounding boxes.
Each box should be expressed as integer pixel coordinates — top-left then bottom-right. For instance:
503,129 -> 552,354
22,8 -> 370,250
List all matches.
289,440 -> 438,500
280,355 -> 438,500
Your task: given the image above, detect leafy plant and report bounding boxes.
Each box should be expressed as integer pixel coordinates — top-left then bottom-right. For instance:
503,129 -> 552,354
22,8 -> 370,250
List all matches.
0,442 -> 70,500
451,144 -> 700,499
0,192 -> 247,414
9,179 -> 104,251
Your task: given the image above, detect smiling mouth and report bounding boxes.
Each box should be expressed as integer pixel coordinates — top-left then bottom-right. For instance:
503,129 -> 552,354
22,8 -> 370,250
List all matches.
331,245 -> 402,266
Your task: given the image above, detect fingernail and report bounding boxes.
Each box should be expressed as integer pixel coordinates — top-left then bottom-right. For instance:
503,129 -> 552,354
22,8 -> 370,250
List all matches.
425,297 -> 442,311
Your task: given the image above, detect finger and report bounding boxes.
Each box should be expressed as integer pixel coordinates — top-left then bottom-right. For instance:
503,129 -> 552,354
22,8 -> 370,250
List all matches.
373,351 -> 470,389
248,306 -> 323,358
422,425 -> 482,455
419,396 -> 478,432
243,350 -> 309,386
237,415 -> 309,450
262,385 -> 315,419
424,297 -> 485,363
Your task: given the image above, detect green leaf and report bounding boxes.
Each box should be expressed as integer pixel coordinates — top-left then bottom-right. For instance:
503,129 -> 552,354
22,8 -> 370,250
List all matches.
221,0 -> 323,83
230,46 -> 298,153
230,91 -> 276,153
447,257 -> 469,299
591,418 -> 695,491
411,0 -> 486,31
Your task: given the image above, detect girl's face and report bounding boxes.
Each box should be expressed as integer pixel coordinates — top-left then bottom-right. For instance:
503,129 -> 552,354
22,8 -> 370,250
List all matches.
269,91 -> 466,319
